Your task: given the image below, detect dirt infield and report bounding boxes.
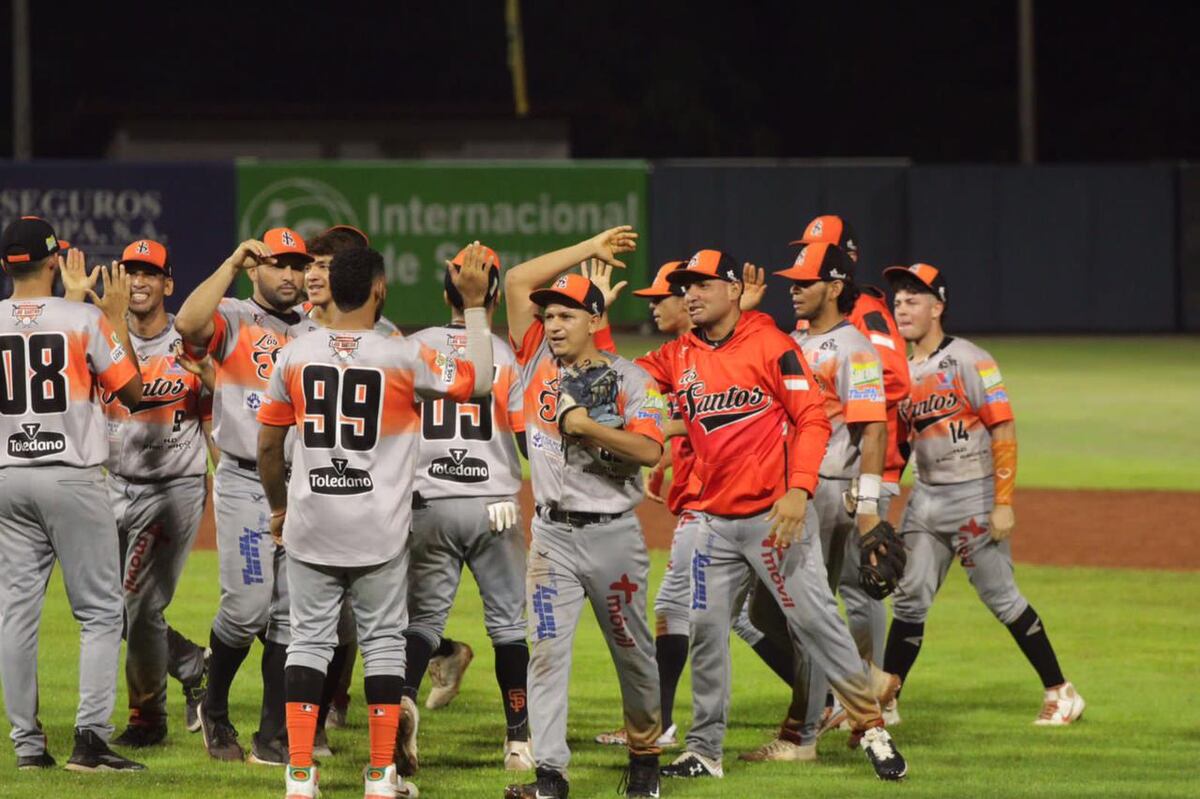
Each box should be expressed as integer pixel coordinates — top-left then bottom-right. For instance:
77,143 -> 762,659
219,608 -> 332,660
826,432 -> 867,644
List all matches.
194,481 -> 1200,570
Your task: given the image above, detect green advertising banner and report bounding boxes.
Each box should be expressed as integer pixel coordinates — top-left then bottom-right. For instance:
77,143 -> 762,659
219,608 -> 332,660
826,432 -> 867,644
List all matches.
236,160 -> 648,326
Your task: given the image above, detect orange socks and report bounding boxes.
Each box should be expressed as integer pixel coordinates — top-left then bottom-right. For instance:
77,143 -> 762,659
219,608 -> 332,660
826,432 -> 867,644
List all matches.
369,704 -> 402,767
286,701 -> 319,767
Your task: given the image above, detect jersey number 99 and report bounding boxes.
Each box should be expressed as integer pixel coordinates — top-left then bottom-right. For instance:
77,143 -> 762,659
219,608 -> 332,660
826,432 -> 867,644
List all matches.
301,365 -> 382,451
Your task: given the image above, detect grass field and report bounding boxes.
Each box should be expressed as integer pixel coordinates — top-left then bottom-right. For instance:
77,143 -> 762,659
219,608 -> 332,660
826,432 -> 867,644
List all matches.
2,551 -> 1198,798
613,334 -> 1200,491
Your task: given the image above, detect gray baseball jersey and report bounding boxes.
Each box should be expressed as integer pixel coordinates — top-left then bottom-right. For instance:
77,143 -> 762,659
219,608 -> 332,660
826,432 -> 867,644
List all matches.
102,316 -> 209,480
0,297 -> 137,468
258,327 -> 481,568
792,320 -> 887,478
201,297 -> 320,463
409,325 -> 523,500
512,319 -> 667,513
902,336 -> 1014,484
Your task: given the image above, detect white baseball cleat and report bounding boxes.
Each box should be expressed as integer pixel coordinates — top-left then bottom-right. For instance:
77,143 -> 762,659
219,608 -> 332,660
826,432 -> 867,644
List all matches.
425,642 -> 474,710
363,764 -> 395,799
1034,682 -> 1085,726
738,737 -> 817,762
504,738 -> 535,771
396,696 -> 420,776
285,764 -> 320,798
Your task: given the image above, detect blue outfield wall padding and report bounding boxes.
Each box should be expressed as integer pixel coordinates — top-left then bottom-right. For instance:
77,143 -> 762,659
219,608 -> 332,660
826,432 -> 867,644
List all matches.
0,161 -> 237,310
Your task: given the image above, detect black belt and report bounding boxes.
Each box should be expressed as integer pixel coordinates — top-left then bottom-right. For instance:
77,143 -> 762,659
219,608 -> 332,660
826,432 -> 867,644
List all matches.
412,491 -> 428,510
537,504 -> 625,527
235,458 -> 258,472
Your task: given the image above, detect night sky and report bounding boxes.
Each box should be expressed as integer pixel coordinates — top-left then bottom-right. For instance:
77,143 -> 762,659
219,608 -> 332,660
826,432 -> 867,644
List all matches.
3,0 -> 1198,161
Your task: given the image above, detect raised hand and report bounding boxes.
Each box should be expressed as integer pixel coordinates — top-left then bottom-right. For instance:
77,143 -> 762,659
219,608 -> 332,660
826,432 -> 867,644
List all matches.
580,258 -> 628,310
227,239 -> 272,271
450,240 -> 492,308
739,262 -> 767,311
61,249 -> 100,302
87,261 -> 132,324
588,225 -> 638,268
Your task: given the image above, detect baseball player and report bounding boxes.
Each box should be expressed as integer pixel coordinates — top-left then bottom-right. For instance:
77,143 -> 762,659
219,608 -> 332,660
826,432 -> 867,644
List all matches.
503,227 -> 667,799
257,245 -> 495,799
738,241 -> 895,762
794,215 -> 911,681
881,263 -> 1085,725
0,217 -> 146,771
592,260 -> 795,750
397,244 -> 533,775
174,227 -> 323,764
631,249 -> 907,781
70,239 -> 213,748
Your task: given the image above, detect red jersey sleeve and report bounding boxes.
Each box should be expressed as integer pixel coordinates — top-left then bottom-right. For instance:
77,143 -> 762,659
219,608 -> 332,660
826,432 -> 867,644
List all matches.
633,341 -> 676,392
771,345 -> 831,495
510,319 -> 545,366
593,324 -> 617,354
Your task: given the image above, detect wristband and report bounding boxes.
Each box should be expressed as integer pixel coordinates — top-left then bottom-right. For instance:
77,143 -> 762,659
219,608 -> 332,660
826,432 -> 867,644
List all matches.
270,508 -> 287,519
857,473 -> 882,503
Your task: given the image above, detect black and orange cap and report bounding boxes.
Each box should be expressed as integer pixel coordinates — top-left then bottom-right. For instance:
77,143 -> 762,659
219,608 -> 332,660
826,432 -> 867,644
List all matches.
884,262 -> 948,303
120,239 -> 170,274
445,244 -> 502,309
791,214 -> 859,259
530,273 -> 605,316
775,242 -> 854,283
632,261 -> 686,298
1,216 -> 64,266
665,249 -> 741,286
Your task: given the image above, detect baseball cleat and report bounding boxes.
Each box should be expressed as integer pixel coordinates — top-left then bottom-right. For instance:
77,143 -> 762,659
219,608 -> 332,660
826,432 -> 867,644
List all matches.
363,764 -> 398,798
882,698 -> 902,727
249,732 -> 289,766
738,736 -> 817,762
198,700 -> 244,761
285,764 -> 320,798
64,728 -> 146,772
619,753 -> 661,797
504,766 -> 569,798
313,727 -> 333,758
425,641 -> 474,710
113,721 -> 168,748
820,700 -> 848,737
15,751 -> 56,770
859,726 -> 906,781
659,750 -> 723,779
594,727 -> 627,746
183,648 -> 211,734
504,738 -> 535,771
396,695 -> 420,776
327,696 -> 350,730
1035,682 -> 1085,726
595,723 -> 677,747
395,775 -> 420,798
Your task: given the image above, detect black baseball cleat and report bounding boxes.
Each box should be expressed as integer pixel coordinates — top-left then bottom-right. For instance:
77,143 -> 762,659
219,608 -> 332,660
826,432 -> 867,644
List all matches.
64,729 -> 146,772
504,766 -> 570,798
16,751 -> 56,770
113,721 -> 168,748
197,701 -> 244,762
859,726 -> 907,780
183,650 -> 210,734
247,732 -> 289,766
619,753 -> 661,797
660,750 -> 724,779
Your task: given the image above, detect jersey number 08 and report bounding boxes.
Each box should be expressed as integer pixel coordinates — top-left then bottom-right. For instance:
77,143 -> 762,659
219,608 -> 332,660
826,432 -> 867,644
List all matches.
0,333 -> 69,416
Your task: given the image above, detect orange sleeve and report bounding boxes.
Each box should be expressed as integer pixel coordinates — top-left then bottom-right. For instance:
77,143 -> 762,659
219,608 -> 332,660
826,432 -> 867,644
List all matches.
510,319 -> 545,366
93,318 -> 139,393
593,324 -> 617,354
256,395 -> 296,426
772,344 -> 831,495
993,439 -> 1017,504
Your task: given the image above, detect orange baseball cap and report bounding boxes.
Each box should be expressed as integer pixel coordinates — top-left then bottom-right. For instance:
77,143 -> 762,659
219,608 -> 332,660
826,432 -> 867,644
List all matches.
791,214 -> 859,260
633,261 -> 686,298
445,244 -> 501,308
775,242 -> 854,283
323,224 -> 369,247
530,273 -> 605,316
665,249 -> 741,286
883,262 -> 948,303
263,227 -> 314,264
120,239 -> 169,273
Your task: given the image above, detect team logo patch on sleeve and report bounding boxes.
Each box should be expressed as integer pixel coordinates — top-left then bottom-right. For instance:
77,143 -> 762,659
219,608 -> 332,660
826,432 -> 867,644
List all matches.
977,362 -> 1009,403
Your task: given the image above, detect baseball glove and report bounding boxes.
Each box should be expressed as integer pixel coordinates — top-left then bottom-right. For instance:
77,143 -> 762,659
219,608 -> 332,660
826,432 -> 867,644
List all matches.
857,520 -> 907,600
557,361 -> 622,432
